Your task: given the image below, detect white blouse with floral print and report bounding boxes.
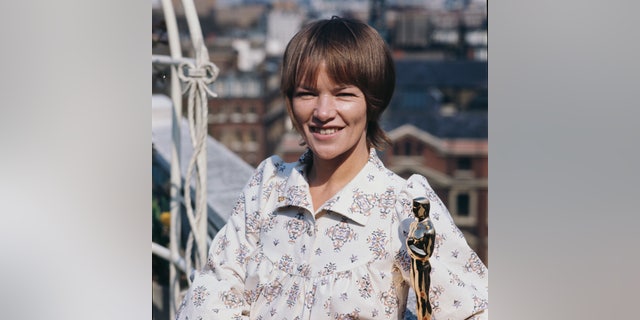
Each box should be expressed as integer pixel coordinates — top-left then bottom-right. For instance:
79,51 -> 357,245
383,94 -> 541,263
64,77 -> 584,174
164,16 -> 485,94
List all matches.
176,149 -> 488,320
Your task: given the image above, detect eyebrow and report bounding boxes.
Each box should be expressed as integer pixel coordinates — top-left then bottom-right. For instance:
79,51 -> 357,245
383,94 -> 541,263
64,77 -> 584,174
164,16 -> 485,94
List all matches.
296,85 -> 315,91
334,85 -> 353,91
296,84 -> 356,91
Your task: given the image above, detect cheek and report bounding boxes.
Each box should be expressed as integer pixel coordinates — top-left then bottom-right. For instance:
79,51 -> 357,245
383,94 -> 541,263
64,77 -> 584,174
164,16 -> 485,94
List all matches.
352,103 -> 369,126
290,103 -> 310,131
291,106 -> 303,124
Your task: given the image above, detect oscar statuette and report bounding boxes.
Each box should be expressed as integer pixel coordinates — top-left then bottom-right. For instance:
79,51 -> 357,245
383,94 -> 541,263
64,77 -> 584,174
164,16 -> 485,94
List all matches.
406,197 -> 436,320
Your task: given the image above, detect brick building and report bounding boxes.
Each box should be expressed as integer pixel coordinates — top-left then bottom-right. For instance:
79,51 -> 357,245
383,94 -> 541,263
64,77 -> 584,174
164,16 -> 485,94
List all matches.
382,124 -> 488,264
207,72 -> 267,167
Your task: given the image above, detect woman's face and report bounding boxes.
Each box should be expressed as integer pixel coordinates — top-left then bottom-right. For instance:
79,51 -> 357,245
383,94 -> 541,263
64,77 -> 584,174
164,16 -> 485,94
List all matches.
292,63 -> 368,162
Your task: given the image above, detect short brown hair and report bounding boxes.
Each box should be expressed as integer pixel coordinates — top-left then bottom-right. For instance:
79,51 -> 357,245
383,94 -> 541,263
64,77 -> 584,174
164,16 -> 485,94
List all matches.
281,16 -> 395,150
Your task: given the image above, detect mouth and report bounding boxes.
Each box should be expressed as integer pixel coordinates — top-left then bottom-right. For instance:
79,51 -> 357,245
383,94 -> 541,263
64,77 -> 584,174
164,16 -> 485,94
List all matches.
310,127 -> 342,135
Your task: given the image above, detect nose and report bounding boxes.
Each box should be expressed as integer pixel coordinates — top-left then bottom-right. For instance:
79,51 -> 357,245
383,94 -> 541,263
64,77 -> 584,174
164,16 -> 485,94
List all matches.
313,94 -> 336,122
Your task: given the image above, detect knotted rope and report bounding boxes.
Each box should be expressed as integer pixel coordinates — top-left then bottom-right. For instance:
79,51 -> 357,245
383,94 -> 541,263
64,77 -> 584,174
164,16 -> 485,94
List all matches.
178,51 -> 219,284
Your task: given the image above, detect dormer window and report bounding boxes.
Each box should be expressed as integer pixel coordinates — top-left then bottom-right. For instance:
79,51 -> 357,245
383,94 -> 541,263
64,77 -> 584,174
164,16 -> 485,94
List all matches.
457,157 -> 471,170
404,140 -> 412,156
456,193 -> 470,217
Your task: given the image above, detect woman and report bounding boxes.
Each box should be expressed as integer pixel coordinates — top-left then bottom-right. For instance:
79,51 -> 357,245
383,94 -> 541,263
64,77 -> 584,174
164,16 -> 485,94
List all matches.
177,17 -> 488,319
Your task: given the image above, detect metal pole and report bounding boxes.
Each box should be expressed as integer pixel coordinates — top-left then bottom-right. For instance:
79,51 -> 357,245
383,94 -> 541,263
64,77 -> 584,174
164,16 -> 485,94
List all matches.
159,0 -> 183,319
152,242 -> 188,274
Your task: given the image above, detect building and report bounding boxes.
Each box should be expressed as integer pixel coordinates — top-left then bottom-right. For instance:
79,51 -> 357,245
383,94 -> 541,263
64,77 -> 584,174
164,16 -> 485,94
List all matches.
382,124 -> 488,264
380,58 -> 488,264
383,59 -> 488,139
207,71 -> 268,167
387,3 -> 487,61
265,3 -> 305,57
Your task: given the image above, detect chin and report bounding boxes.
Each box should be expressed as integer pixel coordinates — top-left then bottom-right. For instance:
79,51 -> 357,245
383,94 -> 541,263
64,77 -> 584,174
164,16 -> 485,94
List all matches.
309,147 -> 342,160
310,142 -> 367,162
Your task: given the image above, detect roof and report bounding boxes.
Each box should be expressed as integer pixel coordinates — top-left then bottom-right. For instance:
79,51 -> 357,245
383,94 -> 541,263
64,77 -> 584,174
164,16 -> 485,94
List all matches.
394,60 -> 487,88
383,60 -> 488,139
382,106 -> 487,139
388,124 -> 487,156
152,94 -> 254,232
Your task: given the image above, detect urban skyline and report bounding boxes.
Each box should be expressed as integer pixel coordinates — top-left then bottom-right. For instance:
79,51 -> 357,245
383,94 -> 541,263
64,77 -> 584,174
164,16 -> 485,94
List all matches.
152,2 -> 487,318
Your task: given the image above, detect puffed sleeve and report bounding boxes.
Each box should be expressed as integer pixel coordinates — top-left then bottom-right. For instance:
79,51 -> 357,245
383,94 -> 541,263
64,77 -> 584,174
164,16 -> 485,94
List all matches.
396,174 -> 488,320
175,159 -> 270,320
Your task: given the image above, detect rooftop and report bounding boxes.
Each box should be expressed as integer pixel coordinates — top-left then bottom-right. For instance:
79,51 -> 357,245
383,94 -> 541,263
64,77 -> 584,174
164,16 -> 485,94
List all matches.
152,94 -> 254,233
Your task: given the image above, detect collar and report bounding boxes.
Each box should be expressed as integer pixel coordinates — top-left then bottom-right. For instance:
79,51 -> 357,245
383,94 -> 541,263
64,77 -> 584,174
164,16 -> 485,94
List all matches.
275,148 -> 392,226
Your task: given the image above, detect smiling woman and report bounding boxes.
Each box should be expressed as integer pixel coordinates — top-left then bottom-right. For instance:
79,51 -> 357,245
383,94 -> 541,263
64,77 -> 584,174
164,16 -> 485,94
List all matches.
176,16 -> 488,320
291,63 -> 370,193
281,16 -> 396,152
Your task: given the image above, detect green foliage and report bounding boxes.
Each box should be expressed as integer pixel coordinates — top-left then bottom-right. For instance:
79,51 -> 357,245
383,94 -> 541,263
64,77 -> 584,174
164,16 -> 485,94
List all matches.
152,191 -> 171,285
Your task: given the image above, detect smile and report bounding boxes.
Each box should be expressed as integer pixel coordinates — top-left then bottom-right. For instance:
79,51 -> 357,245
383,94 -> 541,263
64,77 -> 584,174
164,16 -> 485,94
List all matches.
311,127 -> 342,135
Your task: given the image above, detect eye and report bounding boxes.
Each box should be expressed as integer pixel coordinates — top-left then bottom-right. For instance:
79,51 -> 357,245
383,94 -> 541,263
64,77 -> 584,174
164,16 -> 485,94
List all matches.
336,90 -> 360,98
294,90 -> 316,98
335,86 -> 360,98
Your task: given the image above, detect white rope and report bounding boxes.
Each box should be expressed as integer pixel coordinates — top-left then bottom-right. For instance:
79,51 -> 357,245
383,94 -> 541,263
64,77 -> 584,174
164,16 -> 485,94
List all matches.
177,59 -> 218,283
178,0 -> 219,285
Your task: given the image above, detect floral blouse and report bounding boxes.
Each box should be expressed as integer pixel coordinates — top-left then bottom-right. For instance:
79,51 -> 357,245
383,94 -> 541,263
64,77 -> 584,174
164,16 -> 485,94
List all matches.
176,149 -> 488,320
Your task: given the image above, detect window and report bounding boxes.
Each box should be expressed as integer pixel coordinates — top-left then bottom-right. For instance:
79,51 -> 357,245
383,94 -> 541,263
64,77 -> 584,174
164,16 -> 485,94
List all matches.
457,157 -> 472,170
456,193 -> 470,217
404,140 -> 412,156
449,190 -> 476,226
245,105 -> 258,123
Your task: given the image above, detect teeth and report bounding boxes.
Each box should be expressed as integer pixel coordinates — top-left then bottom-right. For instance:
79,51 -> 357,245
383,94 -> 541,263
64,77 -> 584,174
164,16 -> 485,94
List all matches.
318,128 -> 338,135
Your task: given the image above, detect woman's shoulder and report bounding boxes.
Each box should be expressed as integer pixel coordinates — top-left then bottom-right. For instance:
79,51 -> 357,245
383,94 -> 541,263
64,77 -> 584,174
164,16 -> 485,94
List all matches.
247,154 -> 303,185
392,174 -> 442,215
380,172 -> 435,197
260,154 -> 302,174
404,174 -> 436,194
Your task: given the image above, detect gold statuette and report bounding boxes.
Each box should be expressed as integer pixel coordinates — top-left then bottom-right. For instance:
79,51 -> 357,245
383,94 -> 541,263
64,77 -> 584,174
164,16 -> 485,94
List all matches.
406,197 -> 436,320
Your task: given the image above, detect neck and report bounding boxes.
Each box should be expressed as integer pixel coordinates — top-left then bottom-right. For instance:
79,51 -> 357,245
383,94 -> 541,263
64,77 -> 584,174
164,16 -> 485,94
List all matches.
307,146 -> 370,192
